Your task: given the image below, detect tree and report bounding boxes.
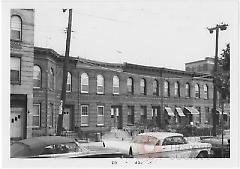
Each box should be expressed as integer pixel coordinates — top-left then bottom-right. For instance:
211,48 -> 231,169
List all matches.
215,43 -> 230,100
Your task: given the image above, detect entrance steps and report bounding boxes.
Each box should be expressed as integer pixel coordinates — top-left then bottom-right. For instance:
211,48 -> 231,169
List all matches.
62,130 -> 78,139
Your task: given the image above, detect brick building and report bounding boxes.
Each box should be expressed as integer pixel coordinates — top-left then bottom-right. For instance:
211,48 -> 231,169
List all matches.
186,57 -> 230,128
185,57 -> 214,74
32,47 -> 214,136
10,9 -> 34,140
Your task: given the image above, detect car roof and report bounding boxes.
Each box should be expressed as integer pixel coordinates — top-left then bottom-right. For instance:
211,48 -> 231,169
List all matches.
138,132 -> 183,140
18,136 -> 76,148
12,136 -> 76,157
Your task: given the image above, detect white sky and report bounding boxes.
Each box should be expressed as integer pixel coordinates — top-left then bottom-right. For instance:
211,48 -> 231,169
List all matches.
34,0 -> 235,70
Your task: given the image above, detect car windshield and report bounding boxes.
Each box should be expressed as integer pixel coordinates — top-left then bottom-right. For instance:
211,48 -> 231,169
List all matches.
133,135 -> 159,145
40,142 -> 80,155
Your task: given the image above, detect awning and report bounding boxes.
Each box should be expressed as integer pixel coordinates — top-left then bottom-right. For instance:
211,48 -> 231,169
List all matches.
165,107 -> 175,116
185,107 -> 199,115
216,109 -> 228,115
176,107 -> 185,116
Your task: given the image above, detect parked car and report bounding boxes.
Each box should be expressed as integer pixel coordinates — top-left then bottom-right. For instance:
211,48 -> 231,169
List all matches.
102,132 -> 212,158
11,136 -> 130,158
200,130 -> 230,158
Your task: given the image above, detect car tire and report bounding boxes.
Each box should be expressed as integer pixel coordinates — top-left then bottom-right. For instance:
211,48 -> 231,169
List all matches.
196,152 -> 208,158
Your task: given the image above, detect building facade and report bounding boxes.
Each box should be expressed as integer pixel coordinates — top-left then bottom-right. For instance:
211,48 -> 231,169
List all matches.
32,47 -> 214,136
185,57 -> 230,128
10,9 -> 34,140
185,57 -> 214,74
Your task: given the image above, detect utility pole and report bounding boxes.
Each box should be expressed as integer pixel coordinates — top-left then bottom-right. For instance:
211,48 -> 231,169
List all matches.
207,23 -> 228,136
220,91 -> 225,157
57,9 -> 73,136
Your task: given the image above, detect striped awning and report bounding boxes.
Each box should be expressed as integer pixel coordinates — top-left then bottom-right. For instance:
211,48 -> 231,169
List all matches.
185,107 -> 199,115
216,109 -> 228,115
176,107 -> 185,116
165,107 -> 175,116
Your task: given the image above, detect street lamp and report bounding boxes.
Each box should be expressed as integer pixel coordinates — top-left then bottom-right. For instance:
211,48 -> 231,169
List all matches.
207,23 -> 228,137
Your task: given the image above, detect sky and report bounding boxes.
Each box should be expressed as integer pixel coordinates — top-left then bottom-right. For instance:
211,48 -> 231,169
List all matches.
34,0 -> 235,70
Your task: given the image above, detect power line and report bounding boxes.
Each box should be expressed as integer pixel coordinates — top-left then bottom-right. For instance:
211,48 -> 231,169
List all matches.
73,10 -> 132,24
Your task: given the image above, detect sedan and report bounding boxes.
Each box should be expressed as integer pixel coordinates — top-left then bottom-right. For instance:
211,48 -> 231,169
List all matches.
11,136 -> 130,158
102,132 -> 212,158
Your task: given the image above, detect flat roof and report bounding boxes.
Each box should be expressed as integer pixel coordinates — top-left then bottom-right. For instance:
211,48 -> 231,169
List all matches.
34,46 -> 212,79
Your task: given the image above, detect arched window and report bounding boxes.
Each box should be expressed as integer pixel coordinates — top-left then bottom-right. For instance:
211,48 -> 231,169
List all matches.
195,84 -> 200,98
164,81 -> 170,97
127,77 -> 134,94
204,84 -> 208,99
174,82 -> 180,97
11,15 -> 22,40
140,78 -> 146,95
66,72 -> 72,92
113,75 -> 119,94
153,79 -> 159,96
49,68 -> 54,90
81,73 -> 89,93
97,74 -> 104,94
33,65 -> 41,88
185,83 -> 190,98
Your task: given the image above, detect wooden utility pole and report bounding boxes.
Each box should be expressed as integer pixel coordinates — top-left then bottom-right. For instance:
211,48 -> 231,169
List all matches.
207,23 -> 228,136
212,27 -> 219,137
57,9 -> 73,136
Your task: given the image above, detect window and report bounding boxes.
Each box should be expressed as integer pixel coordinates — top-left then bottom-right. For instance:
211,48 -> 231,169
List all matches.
66,72 -> 72,92
133,135 -> 159,145
164,81 -> 170,97
140,106 -> 147,123
97,75 -> 104,94
81,105 -> 88,126
113,75 -> 119,94
140,79 -> 146,95
49,103 -> 54,127
11,15 -> 22,40
204,84 -> 208,99
153,80 -> 159,96
152,107 -> 158,121
185,83 -> 190,98
33,104 -> 41,127
81,73 -> 89,93
174,82 -> 180,97
10,57 -> 21,83
205,107 -> 210,124
127,106 -> 134,125
195,84 -> 200,98
33,65 -> 41,88
49,68 -> 54,90
97,106 -> 104,126
162,136 -> 187,145
127,77 -> 134,94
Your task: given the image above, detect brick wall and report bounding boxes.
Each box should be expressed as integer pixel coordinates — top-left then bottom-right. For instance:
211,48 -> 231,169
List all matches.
33,48 -> 214,135
10,9 -> 34,139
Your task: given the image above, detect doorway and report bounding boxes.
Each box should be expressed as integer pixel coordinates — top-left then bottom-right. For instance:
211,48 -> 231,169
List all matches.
63,106 -> 74,131
110,106 -> 122,129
